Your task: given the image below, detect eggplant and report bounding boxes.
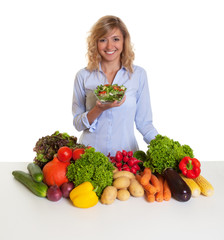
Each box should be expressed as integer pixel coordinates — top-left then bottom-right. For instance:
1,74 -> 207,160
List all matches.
163,168 -> 191,202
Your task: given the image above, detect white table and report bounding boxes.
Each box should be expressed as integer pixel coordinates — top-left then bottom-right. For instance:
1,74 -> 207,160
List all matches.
1,161 -> 223,240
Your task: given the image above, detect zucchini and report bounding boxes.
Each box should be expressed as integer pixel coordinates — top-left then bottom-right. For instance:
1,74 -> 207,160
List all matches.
27,162 -> 43,182
12,170 -> 48,197
163,168 -> 191,202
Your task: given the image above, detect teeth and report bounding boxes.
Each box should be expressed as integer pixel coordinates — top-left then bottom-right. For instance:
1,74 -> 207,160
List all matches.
106,51 -> 115,55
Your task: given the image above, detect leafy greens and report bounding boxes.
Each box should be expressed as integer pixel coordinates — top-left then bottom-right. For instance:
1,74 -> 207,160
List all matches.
66,148 -> 114,197
144,134 -> 194,174
33,131 -> 79,168
94,84 -> 126,102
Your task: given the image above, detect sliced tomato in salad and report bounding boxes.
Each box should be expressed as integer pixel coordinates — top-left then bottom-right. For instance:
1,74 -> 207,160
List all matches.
94,84 -> 126,102
99,91 -> 107,95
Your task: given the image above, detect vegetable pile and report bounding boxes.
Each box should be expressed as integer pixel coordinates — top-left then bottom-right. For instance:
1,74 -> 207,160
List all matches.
136,168 -> 172,202
12,131 -> 214,209
109,150 -> 142,174
101,170 -> 144,204
66,147 -> 114,197
33,131 -> 82,168
70,182 -> 99,208
144,134 -> 194,174
94,84 -> 126,102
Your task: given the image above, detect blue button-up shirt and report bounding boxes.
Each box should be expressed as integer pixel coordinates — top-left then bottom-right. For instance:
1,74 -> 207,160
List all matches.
72,64 -> 158,156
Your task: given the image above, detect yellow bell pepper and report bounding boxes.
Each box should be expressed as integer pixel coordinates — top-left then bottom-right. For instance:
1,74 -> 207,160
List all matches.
69,181 -> 98,208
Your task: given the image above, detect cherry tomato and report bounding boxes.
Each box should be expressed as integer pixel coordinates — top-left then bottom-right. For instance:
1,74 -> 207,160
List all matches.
72,148 -> 85,160
113,86 -> 120,90
99,91 -> 107,95
57,146 -> 72,162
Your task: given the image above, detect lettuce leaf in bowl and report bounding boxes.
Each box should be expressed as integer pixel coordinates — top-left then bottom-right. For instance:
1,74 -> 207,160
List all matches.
94,84 -> 126,103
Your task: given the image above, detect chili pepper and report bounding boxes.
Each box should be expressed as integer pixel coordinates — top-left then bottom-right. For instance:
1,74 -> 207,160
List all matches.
69,182 -> 98,208
179,156 -> 201,179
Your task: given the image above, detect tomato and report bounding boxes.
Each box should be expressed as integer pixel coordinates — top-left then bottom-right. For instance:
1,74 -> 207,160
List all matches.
113,86 -> 124,91
99,91 -> 107,95
72,148 -> 85,160
57,146 -> 72,162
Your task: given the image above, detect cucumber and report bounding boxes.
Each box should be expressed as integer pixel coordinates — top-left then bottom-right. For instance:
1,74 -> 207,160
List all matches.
12,170 -> 48,197
27,162 -> 43,182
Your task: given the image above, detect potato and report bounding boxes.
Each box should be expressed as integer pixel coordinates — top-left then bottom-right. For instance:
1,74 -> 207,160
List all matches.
113,171 -> 135,180
100,186 -> 117,205
117,189 -> 130,201
128,179 -> 144,197
113,176 -> 130,189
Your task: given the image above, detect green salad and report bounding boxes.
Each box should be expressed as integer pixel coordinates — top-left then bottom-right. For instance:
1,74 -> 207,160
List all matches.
94,84 -> 126,102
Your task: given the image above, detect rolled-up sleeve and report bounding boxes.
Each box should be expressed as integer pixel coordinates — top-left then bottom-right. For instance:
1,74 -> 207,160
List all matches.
72,71 -> 98,132
135,69 -> 158,143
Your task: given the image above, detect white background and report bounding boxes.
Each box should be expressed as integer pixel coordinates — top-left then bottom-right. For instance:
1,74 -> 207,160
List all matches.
0,0 -> 223,162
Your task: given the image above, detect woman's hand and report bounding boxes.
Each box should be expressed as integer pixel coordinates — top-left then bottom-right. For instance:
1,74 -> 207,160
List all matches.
96,95 -> 126,111
87,95 -> 126,125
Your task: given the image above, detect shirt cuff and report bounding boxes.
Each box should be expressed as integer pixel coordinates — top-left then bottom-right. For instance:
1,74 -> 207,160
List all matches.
82,112 -> 98,133
143,129 -> 158,144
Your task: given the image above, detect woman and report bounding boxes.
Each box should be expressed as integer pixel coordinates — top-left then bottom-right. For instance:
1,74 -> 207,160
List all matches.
72,15 -> 158,156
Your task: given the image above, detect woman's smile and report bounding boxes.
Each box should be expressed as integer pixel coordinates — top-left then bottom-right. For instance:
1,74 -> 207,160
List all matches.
105,50 -> 116,55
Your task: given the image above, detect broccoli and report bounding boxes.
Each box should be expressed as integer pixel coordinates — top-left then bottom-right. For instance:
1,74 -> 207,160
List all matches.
144,134 -> 194,174
66,148 -> 114,197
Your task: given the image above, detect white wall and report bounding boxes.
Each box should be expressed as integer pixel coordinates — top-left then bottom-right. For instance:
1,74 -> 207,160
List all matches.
1,0 -> 223,162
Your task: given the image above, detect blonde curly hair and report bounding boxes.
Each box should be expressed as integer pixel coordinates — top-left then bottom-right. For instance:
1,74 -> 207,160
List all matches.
86,15 -> 135,73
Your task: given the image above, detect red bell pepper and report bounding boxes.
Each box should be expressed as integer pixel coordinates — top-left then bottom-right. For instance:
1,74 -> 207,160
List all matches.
179,156 -> 201,179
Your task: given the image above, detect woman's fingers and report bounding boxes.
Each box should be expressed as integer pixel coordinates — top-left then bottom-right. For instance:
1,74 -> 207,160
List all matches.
96,95 -> 126,110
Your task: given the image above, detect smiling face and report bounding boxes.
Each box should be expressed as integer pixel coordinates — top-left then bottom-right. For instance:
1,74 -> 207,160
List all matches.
97,28 -> 124,65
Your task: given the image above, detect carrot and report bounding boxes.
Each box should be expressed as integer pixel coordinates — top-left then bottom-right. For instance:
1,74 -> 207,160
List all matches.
145,192 -> 155,202
135,174 -> 142,183
136,173 -> 156,194
155,175 -> 164,202
142,182 -> 157,194
163,179 -> 172,201
140,168 -> 152,186
150,174 -> 161,192
145,191 -> 155,202
143,167 -> 151,175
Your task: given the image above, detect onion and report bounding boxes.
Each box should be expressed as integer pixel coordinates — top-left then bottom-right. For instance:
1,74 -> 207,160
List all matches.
47,185 -> 62,201
60,182 -> 74,198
